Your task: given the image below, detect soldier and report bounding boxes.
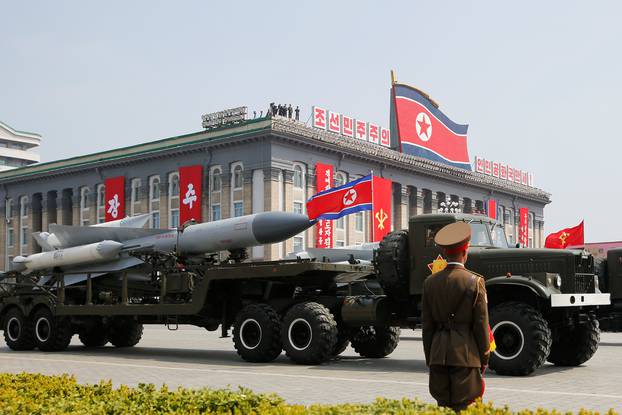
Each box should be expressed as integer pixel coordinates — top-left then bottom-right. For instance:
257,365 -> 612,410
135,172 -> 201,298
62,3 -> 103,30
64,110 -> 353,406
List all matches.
287,104 -> 293,118
422,222 -> 490,412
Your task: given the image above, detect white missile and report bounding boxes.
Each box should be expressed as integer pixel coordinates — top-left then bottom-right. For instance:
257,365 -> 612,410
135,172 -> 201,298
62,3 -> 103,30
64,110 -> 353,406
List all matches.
12,240 -> 123,273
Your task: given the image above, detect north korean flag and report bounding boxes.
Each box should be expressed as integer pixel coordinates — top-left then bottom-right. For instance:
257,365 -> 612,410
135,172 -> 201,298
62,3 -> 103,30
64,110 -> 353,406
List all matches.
306,175 -> 372,221
393,84 -> 471,170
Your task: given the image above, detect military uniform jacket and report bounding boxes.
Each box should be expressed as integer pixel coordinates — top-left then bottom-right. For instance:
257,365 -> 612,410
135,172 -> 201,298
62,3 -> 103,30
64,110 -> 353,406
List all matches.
422,264 -> 490,368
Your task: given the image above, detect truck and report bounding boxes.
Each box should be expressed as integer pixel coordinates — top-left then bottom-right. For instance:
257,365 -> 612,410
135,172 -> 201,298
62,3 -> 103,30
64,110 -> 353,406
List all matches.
0,213 -> 611,376
593,247 -> 622,331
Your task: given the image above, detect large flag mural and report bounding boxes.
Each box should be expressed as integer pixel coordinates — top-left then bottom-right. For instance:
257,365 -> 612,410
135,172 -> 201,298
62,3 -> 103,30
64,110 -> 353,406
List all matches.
391,82 -> 471,170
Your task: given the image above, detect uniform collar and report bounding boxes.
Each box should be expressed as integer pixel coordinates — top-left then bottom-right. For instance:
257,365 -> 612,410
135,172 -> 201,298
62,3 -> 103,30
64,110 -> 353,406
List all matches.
446,262 -> 465,267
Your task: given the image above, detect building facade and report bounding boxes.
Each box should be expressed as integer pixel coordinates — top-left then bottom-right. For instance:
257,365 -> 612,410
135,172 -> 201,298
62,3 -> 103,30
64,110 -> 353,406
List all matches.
0,121 -> 41,171
0,115 -> 551,270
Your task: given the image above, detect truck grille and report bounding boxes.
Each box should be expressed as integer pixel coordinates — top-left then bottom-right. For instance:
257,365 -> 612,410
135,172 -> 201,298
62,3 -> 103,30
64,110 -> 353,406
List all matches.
574,273 -> 594,294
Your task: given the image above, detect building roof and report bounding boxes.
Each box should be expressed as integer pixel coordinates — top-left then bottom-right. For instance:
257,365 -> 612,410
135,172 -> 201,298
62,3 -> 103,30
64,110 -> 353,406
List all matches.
0,120 -> 42,142
0,116 -> 551,203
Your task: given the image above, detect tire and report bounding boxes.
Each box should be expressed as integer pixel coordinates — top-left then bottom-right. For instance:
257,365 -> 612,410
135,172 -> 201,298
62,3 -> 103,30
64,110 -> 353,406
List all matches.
375,230 -> 409,296
32,307 -> 72,352
281,302 -> 337,365
547,315 -> 600,366
489,302 -> 552,376
107,318 -> 143,348
3,308 -> 35,351
350,326 -> 400,358
233,304 -> 282,363
332,325 -> 350,357
79,320 -> 109,347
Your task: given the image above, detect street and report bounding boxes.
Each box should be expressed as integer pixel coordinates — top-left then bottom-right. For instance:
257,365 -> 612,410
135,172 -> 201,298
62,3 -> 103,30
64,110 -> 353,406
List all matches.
0,326 -> 620,412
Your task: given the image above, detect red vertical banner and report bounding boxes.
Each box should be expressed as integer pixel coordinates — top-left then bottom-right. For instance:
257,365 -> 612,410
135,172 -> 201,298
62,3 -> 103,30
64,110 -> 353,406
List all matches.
179,165 -> 203,224
487,199 -> 497,220
315,163 -> 334,248
371,176 -> 392,242
104,176 -> 125,222
519,208 -> 529,247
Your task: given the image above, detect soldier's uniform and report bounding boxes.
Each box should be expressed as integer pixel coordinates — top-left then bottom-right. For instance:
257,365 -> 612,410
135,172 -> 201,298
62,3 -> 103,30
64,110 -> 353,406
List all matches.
422,222 -> 490,411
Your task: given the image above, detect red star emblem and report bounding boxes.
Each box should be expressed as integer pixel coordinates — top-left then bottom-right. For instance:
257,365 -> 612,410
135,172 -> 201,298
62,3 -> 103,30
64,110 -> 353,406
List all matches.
418,118 -> 430,136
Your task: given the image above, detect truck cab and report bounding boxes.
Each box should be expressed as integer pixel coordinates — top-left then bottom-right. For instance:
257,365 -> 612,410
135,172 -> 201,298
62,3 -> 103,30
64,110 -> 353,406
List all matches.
376,213 -> 610,375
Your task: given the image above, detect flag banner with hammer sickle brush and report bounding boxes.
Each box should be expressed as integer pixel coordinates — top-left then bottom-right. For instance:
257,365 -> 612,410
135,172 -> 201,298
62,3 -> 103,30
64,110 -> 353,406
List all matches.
371,176 -> 392,242
545,220 -> 584,249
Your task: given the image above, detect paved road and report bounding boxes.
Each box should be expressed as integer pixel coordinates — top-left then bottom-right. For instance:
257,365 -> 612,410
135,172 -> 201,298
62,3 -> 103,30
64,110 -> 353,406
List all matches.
1,326 -> 620,413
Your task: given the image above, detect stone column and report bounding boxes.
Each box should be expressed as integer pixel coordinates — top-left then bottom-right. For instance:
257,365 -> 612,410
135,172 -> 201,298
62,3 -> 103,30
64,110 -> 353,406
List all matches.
416,188 -> 425,216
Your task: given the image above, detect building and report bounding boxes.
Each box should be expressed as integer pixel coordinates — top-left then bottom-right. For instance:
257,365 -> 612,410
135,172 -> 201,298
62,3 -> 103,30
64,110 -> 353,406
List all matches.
0,113 -> 551,269
0,121 -> 41,171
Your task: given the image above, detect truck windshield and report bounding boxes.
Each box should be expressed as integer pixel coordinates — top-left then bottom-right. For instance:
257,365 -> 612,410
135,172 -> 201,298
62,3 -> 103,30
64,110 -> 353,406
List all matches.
490,223 -> 509,248
470,223 -> 492,246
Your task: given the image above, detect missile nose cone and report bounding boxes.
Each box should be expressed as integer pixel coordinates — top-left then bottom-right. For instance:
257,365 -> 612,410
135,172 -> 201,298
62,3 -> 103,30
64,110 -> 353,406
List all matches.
252,212 -> 313,244
96,240 -> 124,258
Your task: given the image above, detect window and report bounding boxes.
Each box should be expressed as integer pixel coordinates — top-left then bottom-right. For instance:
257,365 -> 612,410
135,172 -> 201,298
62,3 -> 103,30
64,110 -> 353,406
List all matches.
497,205 -> 505,225
505,208 -> 515,244
96,184 -> 105,223
335,241 -> 345,248
149,176 -> 160,228
5,198 -> 13,220
293,201 -> 303,215
293,164 -> 304,189
232,163 -> 243,189
19,196 -> 28,255
7,229 -> 14,247
211,167 -> 222,192
355,212 -> 364,232
233,201 -> 244,217
130,178 -> 141,216
80,187 -> 90,226
211,204 -> 221,221
168,172 -> 180,228
293,236 -> 304,253
425,224 -> 445,247
528,212 -> 535,248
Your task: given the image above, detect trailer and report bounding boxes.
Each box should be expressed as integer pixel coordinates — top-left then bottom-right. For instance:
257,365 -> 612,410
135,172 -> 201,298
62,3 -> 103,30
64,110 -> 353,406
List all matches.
0,257 -> 394,364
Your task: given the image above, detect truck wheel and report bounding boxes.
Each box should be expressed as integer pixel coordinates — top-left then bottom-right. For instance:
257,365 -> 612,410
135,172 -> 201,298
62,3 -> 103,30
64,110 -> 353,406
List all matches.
107,318 -> 143,347
79,321 -> 108,347
547,315 -> 600,366
376,230 -> 409,295
350,326 -> 400,358
3,308 -> 35,351
489,302 -> 551,376
233,304 -> 282,363
32,307 -> 73,352
281,302 -> 337,364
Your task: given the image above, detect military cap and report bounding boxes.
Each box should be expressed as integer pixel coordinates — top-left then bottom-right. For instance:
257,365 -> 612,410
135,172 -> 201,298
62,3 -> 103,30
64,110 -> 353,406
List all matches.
434,222 -> 471,253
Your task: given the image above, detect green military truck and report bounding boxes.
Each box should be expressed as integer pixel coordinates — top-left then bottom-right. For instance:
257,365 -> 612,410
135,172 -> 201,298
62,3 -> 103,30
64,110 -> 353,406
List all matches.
0,213 -> 611,376
593,247 -> 622,331
375,213 -> 610,376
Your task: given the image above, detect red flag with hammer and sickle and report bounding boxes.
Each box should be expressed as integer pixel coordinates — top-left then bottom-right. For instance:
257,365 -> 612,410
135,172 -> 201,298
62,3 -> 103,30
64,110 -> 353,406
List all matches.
545,221 -> 584,249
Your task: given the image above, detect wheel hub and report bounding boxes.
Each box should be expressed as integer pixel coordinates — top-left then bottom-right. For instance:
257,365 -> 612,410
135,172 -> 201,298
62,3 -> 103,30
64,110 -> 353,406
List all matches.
239,318 -> 262,350
6,317 -> 21,342
35,317 -> 51,343
492,320 -> 525,360
288,318 -> 313,351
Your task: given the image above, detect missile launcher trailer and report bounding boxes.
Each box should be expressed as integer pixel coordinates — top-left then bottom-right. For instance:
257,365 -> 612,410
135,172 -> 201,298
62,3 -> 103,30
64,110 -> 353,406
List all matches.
0,257 -> 390,365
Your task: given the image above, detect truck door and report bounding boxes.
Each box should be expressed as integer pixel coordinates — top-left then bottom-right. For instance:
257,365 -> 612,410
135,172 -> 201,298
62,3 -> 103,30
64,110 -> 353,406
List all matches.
411,222 -> 446,294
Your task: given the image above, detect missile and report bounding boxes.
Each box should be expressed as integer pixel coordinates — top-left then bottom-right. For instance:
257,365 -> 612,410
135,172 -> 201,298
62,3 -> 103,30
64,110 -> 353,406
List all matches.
176,211 -> 313,254
91,213 -> 150,228
12,240 -> 123,272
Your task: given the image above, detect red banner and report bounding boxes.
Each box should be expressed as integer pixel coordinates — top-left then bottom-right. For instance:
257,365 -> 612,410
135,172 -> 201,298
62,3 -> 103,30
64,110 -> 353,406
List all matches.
179,165 -> 203,224
105,176 -> 125,222
315,163 -> 334,249
518,208 -> 529,247
371,176 -> 392,242
488,199 -> 497,220
545,221 -> 584,249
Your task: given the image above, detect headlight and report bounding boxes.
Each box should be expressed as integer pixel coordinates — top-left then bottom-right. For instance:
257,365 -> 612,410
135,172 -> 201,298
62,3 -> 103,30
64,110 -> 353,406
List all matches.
555,275 -> 562,288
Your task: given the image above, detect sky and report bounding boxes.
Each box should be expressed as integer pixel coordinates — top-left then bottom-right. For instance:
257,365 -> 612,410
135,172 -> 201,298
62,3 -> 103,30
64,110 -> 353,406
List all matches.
1,1 -> 620,241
